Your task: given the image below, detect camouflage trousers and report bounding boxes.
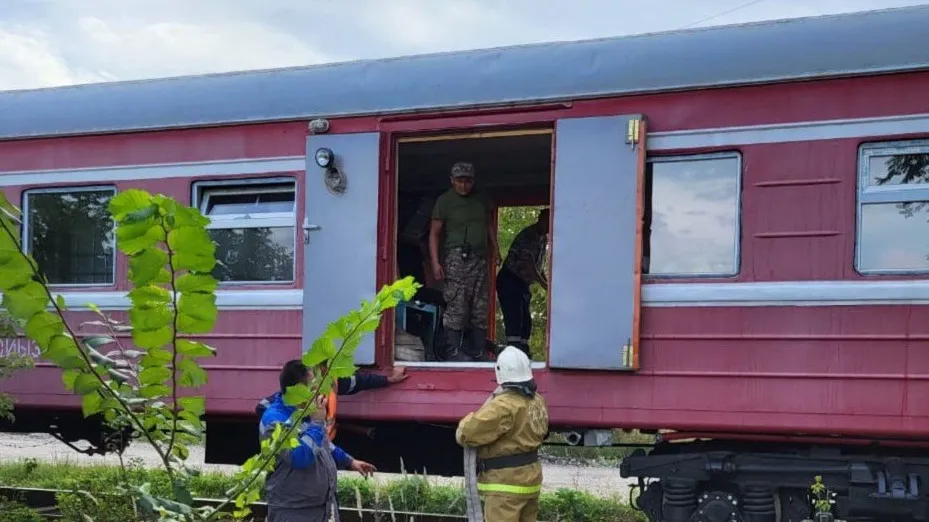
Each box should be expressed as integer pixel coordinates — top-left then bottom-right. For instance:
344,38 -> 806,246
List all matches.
442,247 -> 489,332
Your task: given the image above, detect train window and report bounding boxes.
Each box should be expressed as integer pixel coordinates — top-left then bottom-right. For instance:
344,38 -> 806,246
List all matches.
642,152 -> 742,277
192,178 -> 296,283
857,141 -> 929,274
22,186 -> 116,286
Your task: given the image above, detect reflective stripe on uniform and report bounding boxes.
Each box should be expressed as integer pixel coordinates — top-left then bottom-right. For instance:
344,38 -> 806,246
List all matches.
476,483 -> 542,495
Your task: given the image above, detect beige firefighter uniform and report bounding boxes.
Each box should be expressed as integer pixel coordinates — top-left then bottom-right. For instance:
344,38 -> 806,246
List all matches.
456,387 -> 550,522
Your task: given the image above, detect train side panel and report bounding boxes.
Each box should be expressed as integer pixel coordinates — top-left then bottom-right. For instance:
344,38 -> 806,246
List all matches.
1,70 -> 929,458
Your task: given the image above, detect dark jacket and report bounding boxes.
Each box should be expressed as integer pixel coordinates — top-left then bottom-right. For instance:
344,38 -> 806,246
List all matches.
259,393 -> 351,519
255,373 -> 389,417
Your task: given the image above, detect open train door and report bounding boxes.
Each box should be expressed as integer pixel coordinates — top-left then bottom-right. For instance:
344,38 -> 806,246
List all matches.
302,133 -> 381,366
548,115 -> 646,370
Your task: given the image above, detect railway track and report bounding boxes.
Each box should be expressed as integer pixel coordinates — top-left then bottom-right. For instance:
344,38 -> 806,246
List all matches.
0,485 -> 467,521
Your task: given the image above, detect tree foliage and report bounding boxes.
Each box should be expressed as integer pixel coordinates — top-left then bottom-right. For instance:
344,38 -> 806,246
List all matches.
0,188 -> 419,521
0,311 -> 34,422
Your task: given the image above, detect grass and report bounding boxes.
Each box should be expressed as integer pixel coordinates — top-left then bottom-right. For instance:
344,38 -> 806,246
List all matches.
0,457 -> 645,521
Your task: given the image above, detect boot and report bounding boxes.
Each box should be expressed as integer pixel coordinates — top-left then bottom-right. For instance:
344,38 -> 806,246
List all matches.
466,328 -> 488,361
444,328 -> 470,362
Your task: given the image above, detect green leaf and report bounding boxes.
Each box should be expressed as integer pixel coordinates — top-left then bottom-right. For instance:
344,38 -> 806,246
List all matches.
129,248 -> 169,286
178,396 -> 205,416
81,392 -> 103,416
61,370 -> 79,391
177,293 -> 217,333
282,383 -> 311,406
172,206 -> 211,228
74,373 -> 101,395
2,280 -> 49,319
177,357 -> 207,387
140,384 -> 170,399
358,316 -> 382,334
55,294 -> 66,310
46,334 -> 80,362
329,351 -> 356,379
139,366 -> 172,386
171,443 -> 191,461
108,189 -> 154,221
128,285 -> 172,308
175,273 -> 218,294
0,254 -> 31,291
24,311 -> 64,350
132,326 -> 174,350
168,229 -> 216,272
123,205 -> 157,224
177,339 -> 215,358
140,347 -> 172,365
115,220 -> 163,255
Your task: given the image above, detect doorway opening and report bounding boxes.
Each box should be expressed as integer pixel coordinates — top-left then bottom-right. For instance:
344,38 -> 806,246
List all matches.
392,129 -> 553,365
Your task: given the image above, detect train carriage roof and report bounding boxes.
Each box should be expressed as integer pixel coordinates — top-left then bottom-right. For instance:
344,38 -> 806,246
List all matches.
2,4 -> 929,141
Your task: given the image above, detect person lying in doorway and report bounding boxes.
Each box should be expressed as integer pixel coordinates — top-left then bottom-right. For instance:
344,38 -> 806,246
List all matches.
496,208 -> 549,357
256,366 -> 409,441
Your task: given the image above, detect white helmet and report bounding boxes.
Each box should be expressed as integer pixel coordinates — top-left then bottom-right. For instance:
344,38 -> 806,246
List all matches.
495,346 -> 533,385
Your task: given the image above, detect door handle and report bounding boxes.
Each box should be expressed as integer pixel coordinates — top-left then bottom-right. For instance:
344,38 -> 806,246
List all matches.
303,218 -> 321,244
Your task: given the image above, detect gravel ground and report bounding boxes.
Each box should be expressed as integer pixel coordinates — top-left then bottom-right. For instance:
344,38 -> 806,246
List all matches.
0,432 -> 636,501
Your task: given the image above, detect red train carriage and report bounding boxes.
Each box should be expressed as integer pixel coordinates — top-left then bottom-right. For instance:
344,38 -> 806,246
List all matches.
3,5 -> 929,521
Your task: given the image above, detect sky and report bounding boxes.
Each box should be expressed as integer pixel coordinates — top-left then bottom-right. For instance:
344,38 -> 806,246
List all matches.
1,0 -> 927,92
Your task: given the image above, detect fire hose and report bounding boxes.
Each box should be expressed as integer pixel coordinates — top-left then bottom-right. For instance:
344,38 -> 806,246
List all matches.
463,446 -> 484,522
462,386 -> 503,522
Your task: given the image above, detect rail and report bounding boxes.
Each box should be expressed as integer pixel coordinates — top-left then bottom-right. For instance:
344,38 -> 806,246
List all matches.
0,485 -> 467,521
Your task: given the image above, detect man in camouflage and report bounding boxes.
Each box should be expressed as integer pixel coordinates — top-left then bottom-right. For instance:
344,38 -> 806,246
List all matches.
495,208 -> 549,357
429,161 -> 500,362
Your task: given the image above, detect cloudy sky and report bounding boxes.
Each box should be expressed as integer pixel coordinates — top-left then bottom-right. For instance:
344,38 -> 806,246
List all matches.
1,0 -> 925,92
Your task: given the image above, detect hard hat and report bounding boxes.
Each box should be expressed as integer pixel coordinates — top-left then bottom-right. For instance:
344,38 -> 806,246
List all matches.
495,345 -> 533,385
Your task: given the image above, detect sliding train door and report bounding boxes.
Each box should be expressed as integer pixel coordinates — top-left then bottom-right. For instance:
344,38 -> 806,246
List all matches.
548,115 -> 646,370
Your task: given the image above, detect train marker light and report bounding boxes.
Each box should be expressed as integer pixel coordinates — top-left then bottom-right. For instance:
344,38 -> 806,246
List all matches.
315,147 -> 334,168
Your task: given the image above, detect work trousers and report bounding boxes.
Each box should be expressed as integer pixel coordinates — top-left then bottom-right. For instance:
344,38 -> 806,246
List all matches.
495,267 -> 532,348
483,493 -> 540,522
442,247 -> 489,332
266,505 -> 334,522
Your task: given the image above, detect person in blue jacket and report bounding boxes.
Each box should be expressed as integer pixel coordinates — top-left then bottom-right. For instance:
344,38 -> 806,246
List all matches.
256,366 -> 408,439
260,360 -> 376,522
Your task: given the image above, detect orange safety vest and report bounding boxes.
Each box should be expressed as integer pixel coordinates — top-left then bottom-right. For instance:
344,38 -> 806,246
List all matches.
325,389 -> 338,441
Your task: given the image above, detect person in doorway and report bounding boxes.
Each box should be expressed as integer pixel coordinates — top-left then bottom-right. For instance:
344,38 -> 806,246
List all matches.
429,161 -> 500,362
260,360 -> 377,522
456,345 -> 549,522
496,208 -> 550,357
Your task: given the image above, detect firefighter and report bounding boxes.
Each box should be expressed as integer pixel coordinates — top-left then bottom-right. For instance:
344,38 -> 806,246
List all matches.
456,345 -> 549,522
429,161 -> 500,362
496,208 -> 549,356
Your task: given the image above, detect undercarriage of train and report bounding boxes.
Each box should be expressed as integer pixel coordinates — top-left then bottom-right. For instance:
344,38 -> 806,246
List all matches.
621,438 -> 929,522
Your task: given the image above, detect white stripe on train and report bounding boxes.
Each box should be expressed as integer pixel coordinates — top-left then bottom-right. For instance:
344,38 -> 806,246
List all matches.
3,111 -> 929,186
3,279 -> 929,311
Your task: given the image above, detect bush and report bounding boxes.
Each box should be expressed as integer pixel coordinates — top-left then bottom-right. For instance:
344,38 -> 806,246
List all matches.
0,459 -> 645,521
0,500 -> 43,522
